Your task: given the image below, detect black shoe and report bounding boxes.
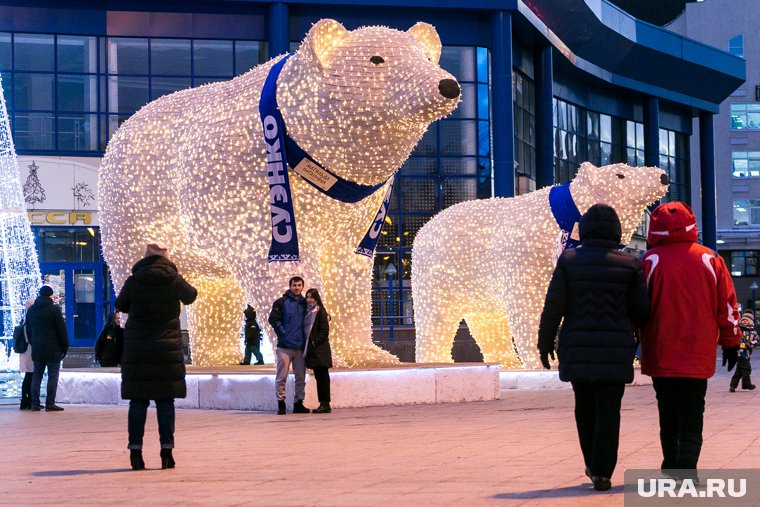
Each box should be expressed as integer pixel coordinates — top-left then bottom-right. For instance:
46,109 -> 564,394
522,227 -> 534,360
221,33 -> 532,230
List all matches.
19,403 -> 31,410
277,400 -> 286,415
592,476 -> 611,491
239,361 -> 250,365
730,386 -> 736,392
45,404 -> 64,411
313,403 -> 331,414
31,405 -> 41,411
160,448 -> 175,469
254,361 -> 265,365
742,384 -> 756,390
293,401 -> 310,414
130,450 -> 145,470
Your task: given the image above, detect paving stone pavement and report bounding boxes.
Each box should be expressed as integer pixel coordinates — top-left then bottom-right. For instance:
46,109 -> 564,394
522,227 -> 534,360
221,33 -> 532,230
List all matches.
0,367 -> 757,506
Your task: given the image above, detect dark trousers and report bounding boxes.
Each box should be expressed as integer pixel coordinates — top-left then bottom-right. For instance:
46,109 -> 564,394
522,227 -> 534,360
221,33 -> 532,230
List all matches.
571,382 -> 625,478
128,399 -> 176,450
313,367 -> 331,403
31,360 -> 61,408
20,372 -> 32,407
243,342 -> 263,364
652,377 -> 708,470
730,357 -> 753,389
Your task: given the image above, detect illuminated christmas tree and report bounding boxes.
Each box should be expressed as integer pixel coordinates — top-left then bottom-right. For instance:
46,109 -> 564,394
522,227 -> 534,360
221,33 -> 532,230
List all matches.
0,74 -> 41,346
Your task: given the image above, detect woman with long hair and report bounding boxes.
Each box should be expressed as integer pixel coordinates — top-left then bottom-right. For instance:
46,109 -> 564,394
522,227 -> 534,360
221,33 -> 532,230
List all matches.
304,288 -> 332,413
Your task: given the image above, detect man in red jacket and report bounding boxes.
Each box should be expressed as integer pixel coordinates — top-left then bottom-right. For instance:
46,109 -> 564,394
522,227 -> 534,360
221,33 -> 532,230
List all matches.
640,202 -> 740,479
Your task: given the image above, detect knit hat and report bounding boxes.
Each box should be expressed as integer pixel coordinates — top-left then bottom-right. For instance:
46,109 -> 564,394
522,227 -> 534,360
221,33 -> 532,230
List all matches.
578,203 -> 622,243
741,311 -> 754,325
144,242 -> 169,258
39,285 -> 54,297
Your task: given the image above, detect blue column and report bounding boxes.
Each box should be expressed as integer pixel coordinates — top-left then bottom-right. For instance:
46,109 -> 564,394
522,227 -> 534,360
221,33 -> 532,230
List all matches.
534,41 -> 554,188
268,3 -> 289,59
699,112 -> 717,251
644,96 -> 660,168
491,11 -> 515,198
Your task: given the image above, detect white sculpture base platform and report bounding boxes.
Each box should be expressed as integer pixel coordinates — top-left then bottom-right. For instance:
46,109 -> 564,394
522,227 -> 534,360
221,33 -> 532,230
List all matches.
499,368 -> 653,390
57,363 -> 500,411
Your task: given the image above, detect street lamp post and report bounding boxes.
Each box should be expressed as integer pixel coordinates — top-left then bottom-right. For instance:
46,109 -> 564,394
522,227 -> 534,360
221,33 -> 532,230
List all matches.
384,262 -> 397,341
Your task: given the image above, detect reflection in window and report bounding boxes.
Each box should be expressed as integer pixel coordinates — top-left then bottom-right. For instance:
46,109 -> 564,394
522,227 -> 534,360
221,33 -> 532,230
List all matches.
194,40 -> 233,76
14,34 -> 54,71
35,227 -> 101,263
15,73 -> 54,110
57,75 -> 97,112
730,251 -> 760,277
58,36 -> 98,73
734,199 -> 760,226
150,39 -> 191,75
729,35 -> 744,58
732,151 -> 760,178
731,103 -> 760,130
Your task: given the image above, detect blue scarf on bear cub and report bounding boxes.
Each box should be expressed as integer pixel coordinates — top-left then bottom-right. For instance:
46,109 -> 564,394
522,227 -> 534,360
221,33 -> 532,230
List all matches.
259,54 -> 394,263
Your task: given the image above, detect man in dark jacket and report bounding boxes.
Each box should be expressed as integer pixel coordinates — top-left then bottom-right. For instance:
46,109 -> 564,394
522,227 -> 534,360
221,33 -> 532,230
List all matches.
116,242 -> 197,470
241,305 -> 264,365
269,276 -> 308,415
27,285 -> 68,411
538,204 -> 650,491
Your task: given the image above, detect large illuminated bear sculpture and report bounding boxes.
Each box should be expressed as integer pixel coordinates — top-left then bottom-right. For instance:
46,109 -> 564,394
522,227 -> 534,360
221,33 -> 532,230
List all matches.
411,162 -> 668,369
99,19 -> 460,366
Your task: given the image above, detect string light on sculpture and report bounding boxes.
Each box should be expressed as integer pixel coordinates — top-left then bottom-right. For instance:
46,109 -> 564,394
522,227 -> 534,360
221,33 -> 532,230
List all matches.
0,73 -> 41,350
411,162 -> 668,369
99,20 -> 459,366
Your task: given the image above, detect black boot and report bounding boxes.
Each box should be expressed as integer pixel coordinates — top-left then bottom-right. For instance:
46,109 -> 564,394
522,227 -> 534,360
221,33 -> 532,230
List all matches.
292,400 -> 310,413
160,448 -> 175,469
130,450 -> 145,470
277,400 -> 286,415
313,403 -> 331,414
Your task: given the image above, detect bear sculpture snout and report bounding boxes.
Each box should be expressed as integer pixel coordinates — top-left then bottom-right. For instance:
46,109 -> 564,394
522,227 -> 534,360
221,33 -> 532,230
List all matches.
660,174 -> 669,185
438,79 -> 461,99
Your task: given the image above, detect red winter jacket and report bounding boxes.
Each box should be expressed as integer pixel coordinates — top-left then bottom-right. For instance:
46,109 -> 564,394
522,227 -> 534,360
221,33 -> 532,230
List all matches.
640,202 -> 740,379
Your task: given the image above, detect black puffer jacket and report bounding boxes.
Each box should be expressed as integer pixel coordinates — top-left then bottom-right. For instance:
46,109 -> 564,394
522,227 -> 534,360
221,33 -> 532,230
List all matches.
538,204 -> 650,383
26,296 -> 68,362
305,308 -> 332,369
116,256 -> 197,400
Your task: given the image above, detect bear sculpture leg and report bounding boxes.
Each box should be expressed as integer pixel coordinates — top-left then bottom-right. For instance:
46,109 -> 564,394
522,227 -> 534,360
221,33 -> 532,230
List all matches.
464,309 -> 522,368
184,275 -> 246,366
414,306 -> 463,363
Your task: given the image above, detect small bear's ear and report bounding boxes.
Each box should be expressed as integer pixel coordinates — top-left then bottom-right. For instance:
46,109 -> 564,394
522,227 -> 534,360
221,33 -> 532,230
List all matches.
303,19 -> 350,70
408,22 -> 442,65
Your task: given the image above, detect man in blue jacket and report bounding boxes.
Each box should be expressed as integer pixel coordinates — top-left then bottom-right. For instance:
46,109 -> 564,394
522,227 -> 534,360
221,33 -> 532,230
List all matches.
269,276 -> 309,415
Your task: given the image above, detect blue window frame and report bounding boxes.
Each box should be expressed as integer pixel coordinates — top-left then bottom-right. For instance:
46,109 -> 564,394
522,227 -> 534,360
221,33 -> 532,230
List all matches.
729,34 -> 744,58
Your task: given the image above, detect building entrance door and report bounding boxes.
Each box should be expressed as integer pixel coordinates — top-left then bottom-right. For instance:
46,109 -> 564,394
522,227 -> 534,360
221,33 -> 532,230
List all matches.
39,263 -> 105,347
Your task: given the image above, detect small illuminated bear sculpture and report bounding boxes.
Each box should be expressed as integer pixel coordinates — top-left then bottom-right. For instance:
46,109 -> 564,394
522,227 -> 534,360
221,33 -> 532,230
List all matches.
99,19 -> 460,366
411,162 -> 668,369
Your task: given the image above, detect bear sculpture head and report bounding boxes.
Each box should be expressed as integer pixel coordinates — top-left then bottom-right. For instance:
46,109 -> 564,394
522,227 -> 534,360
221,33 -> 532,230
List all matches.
278,19 -> 461,186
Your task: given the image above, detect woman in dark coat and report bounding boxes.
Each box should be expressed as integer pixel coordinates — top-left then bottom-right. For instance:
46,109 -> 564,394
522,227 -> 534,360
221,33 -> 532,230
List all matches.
538,204 -> 650,491
303,288 -> 332,414
115,242 -> 197,470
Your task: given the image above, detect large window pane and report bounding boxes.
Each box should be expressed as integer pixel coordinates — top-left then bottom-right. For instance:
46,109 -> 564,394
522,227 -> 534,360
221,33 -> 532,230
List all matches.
476,47 -> 488,83
58,114 -> 97,151
402,215 -> 433,247
58,74 -> 98,112
15,73 -> 54,110
151,39 -> 191,75
151,77 -> 190,100
442,178 -> 476,208
400,178 -> 436,211
58,36 -> 98,73
448,83 -> 475,119
107,114 -> 132,141
400,157 -> 436,175
442,157 -> 477,175
108,76 -> 148,113
235,41 -> 266,74
439,120 -> 477,156
412,124 -> 437,156
194,40 -> 233,76
15,34 -> 54,71
14,113 -> 54,150
108,38 -> 148,75
1,73 -> 12,109
0,32 -> 10,70
440,47 -> 475,81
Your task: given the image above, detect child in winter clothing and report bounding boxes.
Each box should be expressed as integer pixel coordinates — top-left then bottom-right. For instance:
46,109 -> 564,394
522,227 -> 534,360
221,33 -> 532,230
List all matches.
730,311 -> 758,392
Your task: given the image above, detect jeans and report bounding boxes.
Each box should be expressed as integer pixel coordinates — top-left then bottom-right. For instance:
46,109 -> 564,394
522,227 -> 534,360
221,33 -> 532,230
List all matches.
243,342 -> 264,364
313,367 -> 331,403
652,377 -> 708,470
128,399 -> 175,450
275,347 -> 305,402
31,360 -> 61,408
571,382 -> 625,478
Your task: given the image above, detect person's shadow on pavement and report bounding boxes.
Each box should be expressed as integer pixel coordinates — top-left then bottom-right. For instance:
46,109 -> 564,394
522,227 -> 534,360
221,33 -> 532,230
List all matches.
494,483 -> 623,499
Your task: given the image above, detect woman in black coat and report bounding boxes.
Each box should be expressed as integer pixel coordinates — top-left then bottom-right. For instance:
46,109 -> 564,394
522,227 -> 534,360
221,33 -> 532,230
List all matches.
538,204 -> 650,491
115,242 -> 197,470
303,288 -> 332,413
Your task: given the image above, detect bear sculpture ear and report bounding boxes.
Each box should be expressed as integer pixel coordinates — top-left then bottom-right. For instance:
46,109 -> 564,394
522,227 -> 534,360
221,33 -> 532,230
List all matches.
408,22 -> 442,65
575,162 -> 600,187
304,19 -> 350,71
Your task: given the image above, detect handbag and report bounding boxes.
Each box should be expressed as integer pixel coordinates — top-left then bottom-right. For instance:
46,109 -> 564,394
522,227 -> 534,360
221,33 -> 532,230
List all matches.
12,319 -> 28,354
